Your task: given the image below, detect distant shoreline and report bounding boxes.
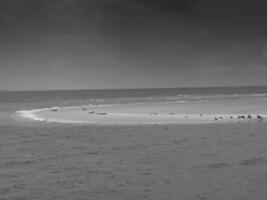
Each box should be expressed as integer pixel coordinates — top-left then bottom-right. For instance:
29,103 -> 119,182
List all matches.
4,85 -> 267,92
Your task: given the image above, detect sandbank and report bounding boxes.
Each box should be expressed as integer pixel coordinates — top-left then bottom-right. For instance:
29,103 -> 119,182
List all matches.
16,100 -> 267,124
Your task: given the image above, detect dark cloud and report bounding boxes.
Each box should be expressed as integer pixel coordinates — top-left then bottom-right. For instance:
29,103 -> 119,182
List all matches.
194,0 -> 267,25
1,0 -> 267,26
135,0 -> 199,13
1,0 -> 267,89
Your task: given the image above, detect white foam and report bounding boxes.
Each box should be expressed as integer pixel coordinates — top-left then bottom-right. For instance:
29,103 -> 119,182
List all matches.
16,108 -> 48,121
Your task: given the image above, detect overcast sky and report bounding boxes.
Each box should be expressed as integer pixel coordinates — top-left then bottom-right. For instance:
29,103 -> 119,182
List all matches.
1,0 -> 267,90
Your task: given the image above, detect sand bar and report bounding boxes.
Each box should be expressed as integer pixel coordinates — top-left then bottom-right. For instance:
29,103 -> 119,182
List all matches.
16,99 -> 267,124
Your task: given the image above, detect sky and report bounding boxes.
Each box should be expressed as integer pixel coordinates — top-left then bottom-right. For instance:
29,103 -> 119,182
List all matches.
1,0 -> 267,90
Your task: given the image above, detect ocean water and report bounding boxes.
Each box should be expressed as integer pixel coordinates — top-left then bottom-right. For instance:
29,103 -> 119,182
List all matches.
1,87 -> 267,199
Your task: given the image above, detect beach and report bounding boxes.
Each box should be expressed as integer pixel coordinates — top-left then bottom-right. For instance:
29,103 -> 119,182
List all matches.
17,98 -> 267,124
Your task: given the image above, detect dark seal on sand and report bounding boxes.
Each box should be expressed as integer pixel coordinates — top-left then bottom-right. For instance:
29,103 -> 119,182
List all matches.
237,115 -> 245,119
257,115 -> 264,121
51,107 -> 58,112
96,112 -> 107,115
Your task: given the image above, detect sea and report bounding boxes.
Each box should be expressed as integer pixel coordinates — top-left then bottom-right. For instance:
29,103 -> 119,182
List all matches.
1,86 -> 267,199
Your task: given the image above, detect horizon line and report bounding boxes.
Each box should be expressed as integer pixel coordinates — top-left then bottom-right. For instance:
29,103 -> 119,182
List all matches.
1,85 -> 267,92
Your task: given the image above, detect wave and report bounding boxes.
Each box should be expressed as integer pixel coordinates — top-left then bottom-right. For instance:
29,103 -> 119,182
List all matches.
16,109 -> 47,121
16,109 -> 92,124
93,93 -> 267,103
166,93 -> 267,99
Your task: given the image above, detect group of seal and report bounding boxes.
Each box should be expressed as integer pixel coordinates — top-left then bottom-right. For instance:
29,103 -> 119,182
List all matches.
214,114 -> 264,122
